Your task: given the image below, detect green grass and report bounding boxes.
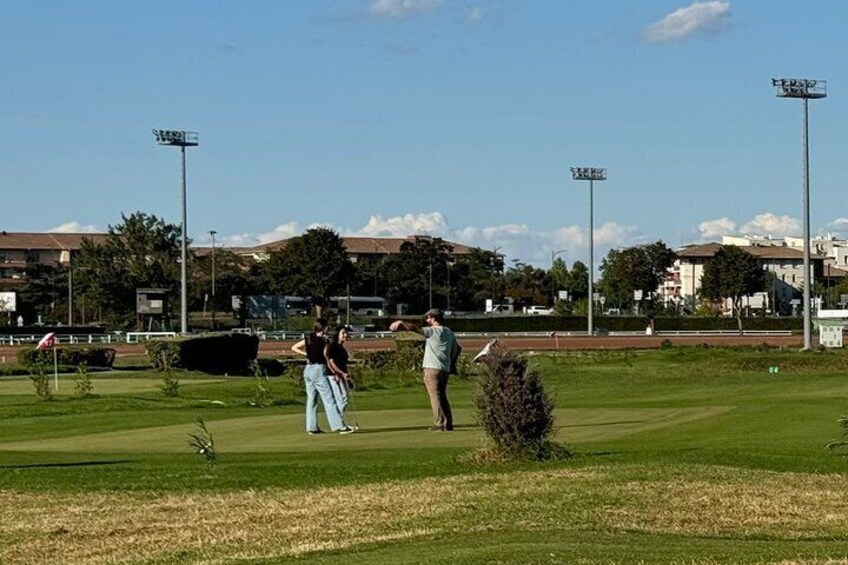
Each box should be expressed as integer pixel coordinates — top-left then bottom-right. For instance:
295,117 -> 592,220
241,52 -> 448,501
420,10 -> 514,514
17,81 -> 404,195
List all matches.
4,346 -> 848,563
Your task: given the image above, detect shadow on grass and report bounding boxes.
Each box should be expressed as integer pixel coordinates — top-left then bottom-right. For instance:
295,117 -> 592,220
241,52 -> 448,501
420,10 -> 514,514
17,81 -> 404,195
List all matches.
352,424 -> 477,434
0,459 -> 132,470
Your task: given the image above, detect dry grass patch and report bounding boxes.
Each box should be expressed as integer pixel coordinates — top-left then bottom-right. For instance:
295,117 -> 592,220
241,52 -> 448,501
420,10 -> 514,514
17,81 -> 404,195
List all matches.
0,469 -> 598,564
602,466 -> 848,540
4,465 -> 848,564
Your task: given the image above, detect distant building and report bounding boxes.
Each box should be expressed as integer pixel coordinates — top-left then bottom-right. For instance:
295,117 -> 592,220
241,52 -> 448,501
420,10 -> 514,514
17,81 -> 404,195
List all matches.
664,242 -> 826,313
1,231 -> 478,287
0,232 -> 109,287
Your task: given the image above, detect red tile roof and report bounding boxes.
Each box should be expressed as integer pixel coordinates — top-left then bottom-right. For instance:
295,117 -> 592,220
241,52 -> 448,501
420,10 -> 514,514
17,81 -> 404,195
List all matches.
0,232 -> 109,251
252,235 -> 476,256
677,242 -> 825,260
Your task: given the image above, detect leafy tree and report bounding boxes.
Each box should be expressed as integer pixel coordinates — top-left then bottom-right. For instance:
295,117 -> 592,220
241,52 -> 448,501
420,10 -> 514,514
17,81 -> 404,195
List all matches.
566,261 -> 589,301
382,237 -> 453,314
504,262 -> 550,309
189,249 -> 252,319
260,227 -> 354,313
16,262 -> 67,325
74,212 -> 182,328
448,249 -> 504,311
700,245 -> 766,332
598,241 -> 676,330
549,257 -> 569,304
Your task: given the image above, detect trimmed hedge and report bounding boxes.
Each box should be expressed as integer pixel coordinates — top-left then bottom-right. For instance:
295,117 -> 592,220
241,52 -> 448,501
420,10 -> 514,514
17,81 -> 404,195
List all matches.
17,347 -> 117,368
372,316 -> 803,333
145,333 -> 260,375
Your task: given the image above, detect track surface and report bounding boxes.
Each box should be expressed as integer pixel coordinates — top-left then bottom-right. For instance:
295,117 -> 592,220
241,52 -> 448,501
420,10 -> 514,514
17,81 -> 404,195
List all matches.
0,334 -> 802,360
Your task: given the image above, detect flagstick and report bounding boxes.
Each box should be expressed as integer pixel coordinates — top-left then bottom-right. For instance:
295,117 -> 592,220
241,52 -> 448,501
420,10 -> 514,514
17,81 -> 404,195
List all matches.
53,344 -> 58,392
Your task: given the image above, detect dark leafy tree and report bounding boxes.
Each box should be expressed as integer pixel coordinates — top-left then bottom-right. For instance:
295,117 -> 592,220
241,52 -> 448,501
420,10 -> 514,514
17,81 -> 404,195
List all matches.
382,237 -> 453,314
189,249 -> 253,319
504,262 -> 550,309
260,227 -> 354,313
700,245 -> 766,332
74,212 -> 182,328
598,241 -> 676,329
16,263 -> 67,325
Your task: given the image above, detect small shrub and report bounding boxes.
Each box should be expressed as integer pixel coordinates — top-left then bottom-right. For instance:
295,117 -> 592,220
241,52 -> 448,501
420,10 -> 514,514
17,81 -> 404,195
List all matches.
145,340 -> 182,372
474,342 -> 568,461
248,361 -> 273,407
660,338 -> 673,349
73,363 -> 94,398
827,414 -> 848,451
29,362 -> 52,400
188,417 -> 216,469
161,375 -> 180,397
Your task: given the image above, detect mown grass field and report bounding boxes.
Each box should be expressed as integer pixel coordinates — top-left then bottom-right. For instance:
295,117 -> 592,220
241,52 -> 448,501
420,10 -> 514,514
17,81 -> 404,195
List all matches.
3,345 -> 848,564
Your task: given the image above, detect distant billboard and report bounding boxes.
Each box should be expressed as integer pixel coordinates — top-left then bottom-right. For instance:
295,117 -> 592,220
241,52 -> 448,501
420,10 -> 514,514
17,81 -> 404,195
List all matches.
0,292 -> 16,313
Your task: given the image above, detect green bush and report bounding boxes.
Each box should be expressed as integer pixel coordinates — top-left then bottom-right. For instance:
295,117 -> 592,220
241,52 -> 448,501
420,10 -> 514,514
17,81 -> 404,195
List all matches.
145,334 -> 260,375
474,342 -> 568,461
372,316 -> 803,333
17,347 -> 116,369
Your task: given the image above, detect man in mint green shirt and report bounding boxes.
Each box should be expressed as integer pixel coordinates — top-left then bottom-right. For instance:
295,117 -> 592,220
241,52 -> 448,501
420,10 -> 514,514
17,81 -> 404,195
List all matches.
390,308 -> 458,431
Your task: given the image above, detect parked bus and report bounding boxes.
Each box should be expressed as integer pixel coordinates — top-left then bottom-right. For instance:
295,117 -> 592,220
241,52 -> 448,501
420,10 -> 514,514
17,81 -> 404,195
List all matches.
329,296 -> 387,317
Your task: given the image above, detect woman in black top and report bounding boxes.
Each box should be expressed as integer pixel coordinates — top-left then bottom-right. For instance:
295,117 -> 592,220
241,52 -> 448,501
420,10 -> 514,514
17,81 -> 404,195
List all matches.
327,326 -> 352,417
291,318 -> 355,435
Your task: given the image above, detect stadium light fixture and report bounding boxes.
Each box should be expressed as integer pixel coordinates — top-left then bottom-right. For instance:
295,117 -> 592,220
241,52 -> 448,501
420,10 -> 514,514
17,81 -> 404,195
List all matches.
771,78 -> 826,350
570,167 -> 606,337
153,129 -> 199,334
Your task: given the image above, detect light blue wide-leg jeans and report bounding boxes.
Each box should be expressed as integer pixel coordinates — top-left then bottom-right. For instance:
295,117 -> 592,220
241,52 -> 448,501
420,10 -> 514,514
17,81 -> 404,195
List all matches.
327,377 -> 349,415
304,363 -> 345,432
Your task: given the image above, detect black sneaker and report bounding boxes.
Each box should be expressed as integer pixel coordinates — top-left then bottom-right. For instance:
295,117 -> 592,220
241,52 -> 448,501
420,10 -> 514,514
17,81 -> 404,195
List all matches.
307,429 -> 324,435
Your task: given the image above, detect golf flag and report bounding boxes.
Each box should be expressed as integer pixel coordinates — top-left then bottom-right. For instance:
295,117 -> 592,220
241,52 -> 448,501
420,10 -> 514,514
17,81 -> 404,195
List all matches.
35,332 -> 59,391
36,332 -> 56,351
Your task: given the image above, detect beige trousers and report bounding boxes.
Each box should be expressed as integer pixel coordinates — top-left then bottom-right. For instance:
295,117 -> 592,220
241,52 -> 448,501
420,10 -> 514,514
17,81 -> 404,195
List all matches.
423,369 -> 453,430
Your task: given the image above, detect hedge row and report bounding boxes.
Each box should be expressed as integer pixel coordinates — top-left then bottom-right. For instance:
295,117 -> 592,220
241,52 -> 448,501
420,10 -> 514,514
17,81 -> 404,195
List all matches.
17,347 -> 117,368
372,316 -> 803,333
145,333 -> 260,375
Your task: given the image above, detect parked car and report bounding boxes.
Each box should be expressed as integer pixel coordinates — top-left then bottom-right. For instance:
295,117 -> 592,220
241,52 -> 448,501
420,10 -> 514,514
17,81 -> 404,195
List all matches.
526,306 -> 554,315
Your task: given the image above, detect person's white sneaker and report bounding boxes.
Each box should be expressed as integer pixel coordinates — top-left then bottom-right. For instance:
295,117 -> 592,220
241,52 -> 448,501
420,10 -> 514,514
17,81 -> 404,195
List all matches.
339,426 -> 357,435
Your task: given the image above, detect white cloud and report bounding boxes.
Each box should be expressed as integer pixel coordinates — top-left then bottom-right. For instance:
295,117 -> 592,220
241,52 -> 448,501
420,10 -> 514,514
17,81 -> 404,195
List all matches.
740,213 -> 800,237
698,217 -> 736,239
207,212 -> 644,267
357,212 -> 451,237
48,221 -> 101,233
255,222 -> 302,245
368,0 -> 442,19
644,1 -> 731,43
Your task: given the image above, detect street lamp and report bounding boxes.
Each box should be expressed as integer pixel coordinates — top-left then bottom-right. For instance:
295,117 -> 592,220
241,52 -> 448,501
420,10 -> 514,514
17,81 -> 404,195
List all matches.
209,230 -> 217,331
772,78 -> 827,350
570,166 -> 607,336
154,128 -> 199,335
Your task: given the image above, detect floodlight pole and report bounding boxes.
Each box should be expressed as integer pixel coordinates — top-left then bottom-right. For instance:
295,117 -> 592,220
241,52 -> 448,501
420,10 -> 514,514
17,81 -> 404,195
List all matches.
772,78 -> 826,350
154,129 -> 199,335
209,230 -> 217,331
570,167 -> 606,336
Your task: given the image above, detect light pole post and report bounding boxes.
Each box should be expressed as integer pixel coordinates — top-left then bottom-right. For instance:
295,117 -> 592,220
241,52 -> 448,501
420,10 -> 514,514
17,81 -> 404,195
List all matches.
772,78 -> 826,350
428,262 -> 433,311
209,230 -> 217,331
154,129 -> 199,335
68,256 -> 73,326
571,167 -> 606,336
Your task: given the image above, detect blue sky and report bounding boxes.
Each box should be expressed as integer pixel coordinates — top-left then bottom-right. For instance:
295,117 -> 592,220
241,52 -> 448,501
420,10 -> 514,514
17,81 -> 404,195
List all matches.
3,1 -> 847,267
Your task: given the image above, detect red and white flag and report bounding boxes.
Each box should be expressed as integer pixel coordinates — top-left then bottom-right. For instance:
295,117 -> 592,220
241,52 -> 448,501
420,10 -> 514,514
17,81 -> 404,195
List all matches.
36,332 -> 56,351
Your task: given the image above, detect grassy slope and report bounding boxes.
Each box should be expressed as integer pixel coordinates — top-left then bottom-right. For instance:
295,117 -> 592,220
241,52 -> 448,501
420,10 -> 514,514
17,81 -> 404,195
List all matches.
3,347 -> 848,563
